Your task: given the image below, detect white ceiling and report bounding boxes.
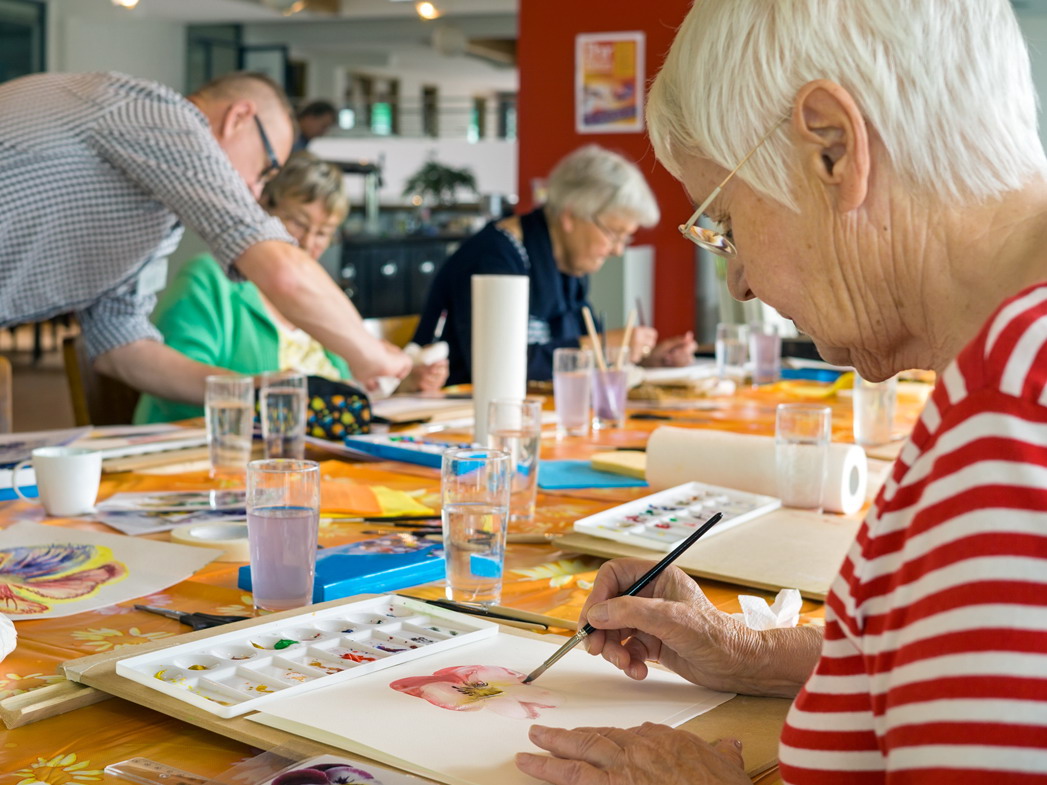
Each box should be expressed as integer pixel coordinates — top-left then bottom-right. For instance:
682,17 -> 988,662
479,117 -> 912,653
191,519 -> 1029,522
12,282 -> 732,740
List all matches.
121,0 -> 516,23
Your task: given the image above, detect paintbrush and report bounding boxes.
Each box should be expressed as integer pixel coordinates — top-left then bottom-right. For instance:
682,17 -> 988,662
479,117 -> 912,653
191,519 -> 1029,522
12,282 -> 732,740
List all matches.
399,596 -> 548,631
325,515 -> 441,525
521,511 -> 723,684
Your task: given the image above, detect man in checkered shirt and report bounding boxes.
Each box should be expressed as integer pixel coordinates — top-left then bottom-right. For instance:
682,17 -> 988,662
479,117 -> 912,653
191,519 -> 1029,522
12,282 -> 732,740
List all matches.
0,70 -> 410,402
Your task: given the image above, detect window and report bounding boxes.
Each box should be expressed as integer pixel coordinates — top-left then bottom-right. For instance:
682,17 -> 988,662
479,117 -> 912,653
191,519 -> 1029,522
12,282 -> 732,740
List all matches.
0,0 -> 45,84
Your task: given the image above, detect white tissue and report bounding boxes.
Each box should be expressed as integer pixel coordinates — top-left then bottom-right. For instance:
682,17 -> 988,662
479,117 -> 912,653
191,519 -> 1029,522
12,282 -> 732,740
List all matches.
404,341 -> 450,365
731,588 -> 801,630
369,375 -> 401,400
0,613 -> 15,662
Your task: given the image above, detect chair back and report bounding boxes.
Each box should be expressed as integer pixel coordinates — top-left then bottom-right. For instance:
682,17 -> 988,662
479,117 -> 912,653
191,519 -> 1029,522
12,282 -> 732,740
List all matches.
361,314 -> 421,349
0,356 -> 11,433
62,336 -> 141,426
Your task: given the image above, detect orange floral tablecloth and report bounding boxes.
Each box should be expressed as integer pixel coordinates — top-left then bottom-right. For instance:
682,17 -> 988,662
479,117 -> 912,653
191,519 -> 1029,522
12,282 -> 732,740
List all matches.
0,382 -> 928,784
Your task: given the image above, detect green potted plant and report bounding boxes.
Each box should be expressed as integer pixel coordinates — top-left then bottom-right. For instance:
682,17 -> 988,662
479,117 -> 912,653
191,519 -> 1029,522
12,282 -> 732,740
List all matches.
402,159 -> 478,205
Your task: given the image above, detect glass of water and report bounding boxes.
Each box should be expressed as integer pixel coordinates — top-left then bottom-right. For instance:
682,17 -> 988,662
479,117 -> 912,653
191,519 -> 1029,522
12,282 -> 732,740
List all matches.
260,371 -> 308,460
205,374 -> 254,480
553,348 -> 593,437
716,322 -> 750,384
487,398 -> 542,524
440,448 -> 511,606
775,403 -> 832,512
247,459 -> 320,613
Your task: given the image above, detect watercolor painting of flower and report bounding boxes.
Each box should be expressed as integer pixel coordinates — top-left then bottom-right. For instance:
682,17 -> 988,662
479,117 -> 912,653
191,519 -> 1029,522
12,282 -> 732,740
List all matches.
272,762 -> 383,785
0,544 -> 127,615
390,665 -> 560,719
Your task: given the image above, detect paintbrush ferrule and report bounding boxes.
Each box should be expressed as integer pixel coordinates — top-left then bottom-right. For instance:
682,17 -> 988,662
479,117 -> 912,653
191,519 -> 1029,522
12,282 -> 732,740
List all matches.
521,628 -> 591,684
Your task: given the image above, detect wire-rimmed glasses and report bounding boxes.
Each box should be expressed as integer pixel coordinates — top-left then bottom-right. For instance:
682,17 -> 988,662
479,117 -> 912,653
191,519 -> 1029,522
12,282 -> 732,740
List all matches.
679,119 -> 786,258
592,214 -> 634,251
254,115 -> 281,185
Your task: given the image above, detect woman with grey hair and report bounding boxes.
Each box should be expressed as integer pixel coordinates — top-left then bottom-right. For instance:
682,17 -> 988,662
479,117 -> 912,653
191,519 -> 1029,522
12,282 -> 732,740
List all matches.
414,144 -> 697,384
516,1 -> 1047,783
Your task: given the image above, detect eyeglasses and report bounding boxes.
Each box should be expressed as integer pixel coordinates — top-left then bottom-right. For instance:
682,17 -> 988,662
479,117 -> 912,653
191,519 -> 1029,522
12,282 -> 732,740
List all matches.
679,119 -> 785,258
592,214 -> 634,250
254,115 -> 281,185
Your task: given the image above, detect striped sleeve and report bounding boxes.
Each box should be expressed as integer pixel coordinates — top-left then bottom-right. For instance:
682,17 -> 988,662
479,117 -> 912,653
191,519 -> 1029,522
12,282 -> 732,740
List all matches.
780,282 -> 1047,785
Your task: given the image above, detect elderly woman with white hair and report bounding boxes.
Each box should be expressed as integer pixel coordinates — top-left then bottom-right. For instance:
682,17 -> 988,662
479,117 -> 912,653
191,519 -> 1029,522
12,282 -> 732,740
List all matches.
413,144 -> 698,384
515,1 -> 1047,783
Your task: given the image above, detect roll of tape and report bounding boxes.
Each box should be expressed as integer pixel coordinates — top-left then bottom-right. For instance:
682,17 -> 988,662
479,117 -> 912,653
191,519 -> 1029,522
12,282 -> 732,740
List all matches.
170,522 -> 250,562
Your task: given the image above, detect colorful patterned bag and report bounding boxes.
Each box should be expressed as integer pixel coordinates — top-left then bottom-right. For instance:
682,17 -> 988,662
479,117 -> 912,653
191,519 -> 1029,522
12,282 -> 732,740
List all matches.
305,376 -> 372,440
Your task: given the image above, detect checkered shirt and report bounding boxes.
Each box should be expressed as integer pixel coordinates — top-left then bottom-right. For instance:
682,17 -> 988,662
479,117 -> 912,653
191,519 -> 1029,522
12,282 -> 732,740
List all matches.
0,71 -> 294,358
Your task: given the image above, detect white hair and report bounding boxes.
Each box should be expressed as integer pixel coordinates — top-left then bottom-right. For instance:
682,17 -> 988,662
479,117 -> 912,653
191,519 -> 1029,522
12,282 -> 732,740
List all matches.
545,145 -> 660,226
648,0 -> 1047,211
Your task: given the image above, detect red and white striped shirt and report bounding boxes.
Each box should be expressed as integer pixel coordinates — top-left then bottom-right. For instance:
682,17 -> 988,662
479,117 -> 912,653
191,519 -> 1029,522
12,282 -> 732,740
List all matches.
779,283 -> 1047,784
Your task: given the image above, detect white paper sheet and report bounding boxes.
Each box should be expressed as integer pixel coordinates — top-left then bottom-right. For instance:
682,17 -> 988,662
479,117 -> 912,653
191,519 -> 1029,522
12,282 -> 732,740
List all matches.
0,521 -> 217,619
251,632 -> 733,785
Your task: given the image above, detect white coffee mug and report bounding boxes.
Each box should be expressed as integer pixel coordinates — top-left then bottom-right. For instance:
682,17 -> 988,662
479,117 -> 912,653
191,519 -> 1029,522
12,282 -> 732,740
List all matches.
13,446 -> 102,517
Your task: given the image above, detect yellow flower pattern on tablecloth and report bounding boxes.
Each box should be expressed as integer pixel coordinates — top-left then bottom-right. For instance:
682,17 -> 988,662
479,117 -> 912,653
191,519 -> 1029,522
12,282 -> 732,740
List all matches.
13,753 -> 102,785
0,672 -> 65,699
215,595 -> 254,615
69,626 -> 174,652
512,558 -> 600,588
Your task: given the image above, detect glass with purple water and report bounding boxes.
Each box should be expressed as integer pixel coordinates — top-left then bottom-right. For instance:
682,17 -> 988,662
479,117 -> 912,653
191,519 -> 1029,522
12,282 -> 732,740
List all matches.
553,347 -> 593,437
246,459 -> 320,613
592,368 -> 628,429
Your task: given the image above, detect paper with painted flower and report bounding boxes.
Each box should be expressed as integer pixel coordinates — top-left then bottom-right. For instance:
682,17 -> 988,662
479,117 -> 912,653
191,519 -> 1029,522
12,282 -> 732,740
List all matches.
0,521 -> 216,618
264,754 -> 426,785
94,506 -> 247,536
251,633 -> 733,785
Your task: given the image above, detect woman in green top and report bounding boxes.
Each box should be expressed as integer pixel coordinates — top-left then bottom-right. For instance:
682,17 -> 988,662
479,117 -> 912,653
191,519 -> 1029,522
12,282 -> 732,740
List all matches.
135,153 -> 448,423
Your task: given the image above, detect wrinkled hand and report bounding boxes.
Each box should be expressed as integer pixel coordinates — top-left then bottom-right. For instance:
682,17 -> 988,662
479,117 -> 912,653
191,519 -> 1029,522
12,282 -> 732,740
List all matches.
398,359 -> 449,393
641,331 -> 698,367
580,559 -> 761,694
515,723 -> 749,785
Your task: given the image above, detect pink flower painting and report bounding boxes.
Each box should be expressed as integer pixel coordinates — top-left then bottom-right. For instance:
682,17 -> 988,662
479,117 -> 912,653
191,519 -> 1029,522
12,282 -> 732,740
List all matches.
0,544 -> 127,615
389,665 -> 560,719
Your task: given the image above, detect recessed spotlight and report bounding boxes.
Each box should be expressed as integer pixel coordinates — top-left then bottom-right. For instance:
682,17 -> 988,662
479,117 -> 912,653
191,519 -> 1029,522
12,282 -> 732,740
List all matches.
416,1 -> 440,20
111,0 -> 140,7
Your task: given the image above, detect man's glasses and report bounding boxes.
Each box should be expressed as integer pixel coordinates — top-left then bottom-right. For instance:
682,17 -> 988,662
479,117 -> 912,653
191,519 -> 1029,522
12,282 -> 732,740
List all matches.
679,119 -> 785,258
592,214 -> 634,250
254,115 -> 281,185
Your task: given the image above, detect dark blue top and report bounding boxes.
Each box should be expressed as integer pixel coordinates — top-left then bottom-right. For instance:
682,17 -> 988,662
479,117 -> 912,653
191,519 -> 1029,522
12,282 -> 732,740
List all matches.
413,208 -> 593,384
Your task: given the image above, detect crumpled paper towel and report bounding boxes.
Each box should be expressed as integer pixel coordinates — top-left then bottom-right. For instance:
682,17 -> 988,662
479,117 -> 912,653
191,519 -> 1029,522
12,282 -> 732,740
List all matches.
0,613 -> 15,662
370,341 -> 451,401
731,588 -> 802,630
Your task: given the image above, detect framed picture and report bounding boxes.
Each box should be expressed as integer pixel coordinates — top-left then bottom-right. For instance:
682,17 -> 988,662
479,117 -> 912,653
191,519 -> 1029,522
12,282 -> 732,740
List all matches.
575,31 -> 645,134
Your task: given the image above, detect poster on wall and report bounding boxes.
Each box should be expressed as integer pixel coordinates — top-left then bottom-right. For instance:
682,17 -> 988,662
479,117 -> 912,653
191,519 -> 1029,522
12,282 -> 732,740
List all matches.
576,31 -> 645,134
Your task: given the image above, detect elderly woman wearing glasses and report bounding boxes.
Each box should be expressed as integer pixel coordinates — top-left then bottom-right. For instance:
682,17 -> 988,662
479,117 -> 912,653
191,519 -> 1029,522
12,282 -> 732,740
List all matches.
135,152 -> 447,424
516,2 -> 1047,784
413,144 -> 699,384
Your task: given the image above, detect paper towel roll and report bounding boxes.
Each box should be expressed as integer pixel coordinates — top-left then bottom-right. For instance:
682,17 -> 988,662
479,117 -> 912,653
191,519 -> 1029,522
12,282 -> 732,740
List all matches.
646,426 -> 867,515
472,275 -> 529,442
171,522 -> 250,561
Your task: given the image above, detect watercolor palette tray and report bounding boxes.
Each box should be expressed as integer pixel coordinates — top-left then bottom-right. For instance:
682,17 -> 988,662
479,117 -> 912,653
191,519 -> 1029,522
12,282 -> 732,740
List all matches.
115,595 -> 497,718
341,434 -> 476,468
572,481 -> 781,552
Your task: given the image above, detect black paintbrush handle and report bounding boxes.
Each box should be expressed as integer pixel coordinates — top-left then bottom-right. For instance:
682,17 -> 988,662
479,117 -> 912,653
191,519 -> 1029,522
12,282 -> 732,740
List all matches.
578,511 -> 723,636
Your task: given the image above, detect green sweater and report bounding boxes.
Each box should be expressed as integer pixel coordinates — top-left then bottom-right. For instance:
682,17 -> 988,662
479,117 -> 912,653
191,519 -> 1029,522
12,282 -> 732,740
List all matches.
134,254 -> 350,424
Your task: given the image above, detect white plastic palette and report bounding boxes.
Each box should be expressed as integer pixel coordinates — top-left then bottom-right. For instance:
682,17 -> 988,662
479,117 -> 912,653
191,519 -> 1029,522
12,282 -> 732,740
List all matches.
115,595 -> 497,718
573,481 -> 781,552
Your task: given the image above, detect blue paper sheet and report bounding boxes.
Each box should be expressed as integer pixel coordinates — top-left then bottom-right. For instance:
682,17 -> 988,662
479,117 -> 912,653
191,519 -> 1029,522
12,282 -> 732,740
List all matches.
537,460 -> 648,490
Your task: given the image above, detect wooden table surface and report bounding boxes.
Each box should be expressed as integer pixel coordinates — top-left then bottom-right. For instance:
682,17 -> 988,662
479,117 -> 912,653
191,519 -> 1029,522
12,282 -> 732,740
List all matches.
0,379 -> 928,784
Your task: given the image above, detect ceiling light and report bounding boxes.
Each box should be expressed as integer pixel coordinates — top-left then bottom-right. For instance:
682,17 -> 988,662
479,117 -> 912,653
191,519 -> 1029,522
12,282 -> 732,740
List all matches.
416,1 -> 441,20
111,0 -> 140,7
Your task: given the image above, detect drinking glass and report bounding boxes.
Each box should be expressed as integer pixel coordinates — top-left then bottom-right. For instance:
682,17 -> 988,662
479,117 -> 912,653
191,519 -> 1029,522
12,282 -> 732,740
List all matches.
261,371 -> 307,460
205,375 -> 254,480
716,322 -> 750,383
487,398 -> 542,524
246,459 -> 320,613
749,323 -> 782,385
853,374 -> 898,447
440,448 -> 511,606
553,348 -> 593,437
775,403 -> 832,512
591,367 -> 628,429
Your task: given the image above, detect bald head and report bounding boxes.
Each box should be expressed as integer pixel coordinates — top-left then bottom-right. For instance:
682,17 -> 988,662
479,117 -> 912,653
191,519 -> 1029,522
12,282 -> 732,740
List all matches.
189,71 -> 295,198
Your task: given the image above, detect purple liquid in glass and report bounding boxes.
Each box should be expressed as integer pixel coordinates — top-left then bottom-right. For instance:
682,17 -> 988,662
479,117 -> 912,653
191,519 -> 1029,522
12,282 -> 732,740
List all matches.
247,506 -> 319,612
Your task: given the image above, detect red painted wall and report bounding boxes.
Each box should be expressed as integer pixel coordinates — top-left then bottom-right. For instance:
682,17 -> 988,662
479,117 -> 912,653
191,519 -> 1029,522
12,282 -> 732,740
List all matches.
517,0 -> 695,337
